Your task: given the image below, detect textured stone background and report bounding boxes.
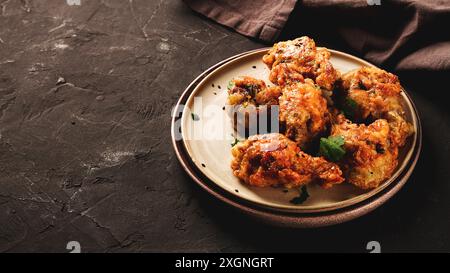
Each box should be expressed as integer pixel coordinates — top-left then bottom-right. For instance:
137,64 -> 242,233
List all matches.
0,0 -> 448,252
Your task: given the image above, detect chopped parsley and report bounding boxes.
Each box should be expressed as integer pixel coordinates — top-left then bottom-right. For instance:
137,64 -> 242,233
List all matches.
227,81 -> 235,90
289,186 -> 310,205
319,135 -> 346,162
244,84 -> 259,98
231,138 -> 240,147
191,113 -> 200,121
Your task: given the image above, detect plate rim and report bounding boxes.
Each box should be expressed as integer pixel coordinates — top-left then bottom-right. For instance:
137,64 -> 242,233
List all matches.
178,48 -> 419,212
171,48 -> 422,227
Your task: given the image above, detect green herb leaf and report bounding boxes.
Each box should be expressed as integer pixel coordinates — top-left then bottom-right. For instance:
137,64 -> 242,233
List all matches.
319,135 -> 346,162
244,84 -> 259,98
289,186 -> 310,205
191,113 -> 200,121
227,81 -> 235,90
341,97 -> 358,119
231,138 -> 240,147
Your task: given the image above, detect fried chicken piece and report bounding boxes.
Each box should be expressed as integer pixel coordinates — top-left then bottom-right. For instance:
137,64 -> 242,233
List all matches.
227,76 -> 282,134
342,66 -> 402,92
256,84 -> 283,106
386,111 -> 414,147
279,79 -> 330,148
231,133 -> 344,189
262,36 -> 339,90
315,48 -> 338,91
337,67 -> 414,147
227,76 -> 281,107
331,115 -> 398,190
339,66 -> 404,120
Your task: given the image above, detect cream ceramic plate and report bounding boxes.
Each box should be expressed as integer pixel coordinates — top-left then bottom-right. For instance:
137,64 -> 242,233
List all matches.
180,48 -> 418,213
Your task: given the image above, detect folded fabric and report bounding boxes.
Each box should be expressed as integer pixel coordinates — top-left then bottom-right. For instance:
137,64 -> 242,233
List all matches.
183,0 -> 297,41
183,0 -> 450,73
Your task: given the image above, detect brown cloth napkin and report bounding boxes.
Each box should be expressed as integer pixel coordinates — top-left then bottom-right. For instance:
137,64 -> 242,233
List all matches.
184,0 -> 450,73
183,0 -> 297,41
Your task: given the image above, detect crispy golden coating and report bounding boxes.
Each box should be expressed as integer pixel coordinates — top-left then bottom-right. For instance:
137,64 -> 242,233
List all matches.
386,111 -> 414,147
227,39 -> 414,192
315,48 -> 339,91
262,36 -> 339,90
279,80 -> 330,148
338,67 -> 414,147
340,66 -> 404,120
227,76 -> 281,107
227,76 -> 282,134
256,85 -> 283,106
231,133 -> 344,189
331,115 -> 398,189
341,66 -> 402,93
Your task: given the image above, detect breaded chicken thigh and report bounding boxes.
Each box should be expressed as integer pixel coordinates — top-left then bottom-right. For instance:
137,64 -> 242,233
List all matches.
227,76 -> 282,134
337,67 -> 414,147
227,76 -> 281,107
262,36 -> 339,90
331,115 -> 398,190
231,133 -> 344,189
279,79 -> 330,148
339,66 -> 404,120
